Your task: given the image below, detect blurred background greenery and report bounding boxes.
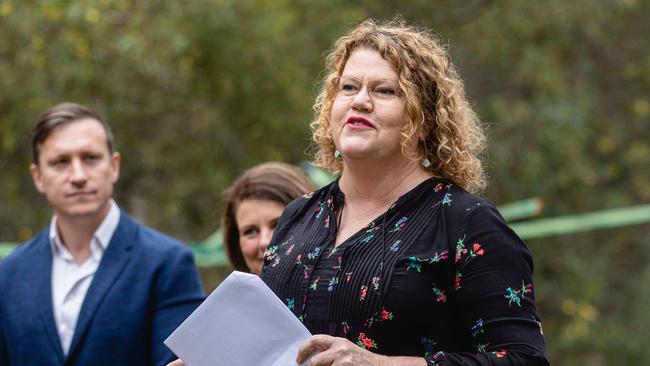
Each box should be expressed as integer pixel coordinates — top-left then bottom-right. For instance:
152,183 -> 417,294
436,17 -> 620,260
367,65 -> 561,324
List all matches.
0,0 -> 648,364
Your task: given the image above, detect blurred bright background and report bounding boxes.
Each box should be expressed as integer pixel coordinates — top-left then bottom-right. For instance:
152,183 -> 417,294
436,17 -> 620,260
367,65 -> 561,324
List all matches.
0,1 -> 649,364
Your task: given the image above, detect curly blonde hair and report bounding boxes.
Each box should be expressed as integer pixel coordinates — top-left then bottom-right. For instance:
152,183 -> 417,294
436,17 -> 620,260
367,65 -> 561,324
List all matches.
310,18 -> 486,193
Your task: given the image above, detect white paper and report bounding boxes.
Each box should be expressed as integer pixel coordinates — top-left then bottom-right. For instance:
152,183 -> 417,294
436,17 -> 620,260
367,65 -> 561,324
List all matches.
164,271 -> 312,366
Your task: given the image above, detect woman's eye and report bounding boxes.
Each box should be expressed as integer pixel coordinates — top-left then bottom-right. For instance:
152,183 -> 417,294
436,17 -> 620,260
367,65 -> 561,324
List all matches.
341,83 -> 359,92
242,228 -> 259,237
374,87 -> 396,95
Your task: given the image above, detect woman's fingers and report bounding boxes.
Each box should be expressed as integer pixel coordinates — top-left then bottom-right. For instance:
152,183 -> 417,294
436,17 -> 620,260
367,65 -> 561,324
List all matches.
166,359 -> 185,366
296,335 -> 338,363
308,348 -> 339,366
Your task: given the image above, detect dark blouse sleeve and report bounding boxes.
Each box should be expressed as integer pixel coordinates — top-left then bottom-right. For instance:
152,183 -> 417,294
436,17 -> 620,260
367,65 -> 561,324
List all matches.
429,203 -> 549,366
260,194 -> 310,277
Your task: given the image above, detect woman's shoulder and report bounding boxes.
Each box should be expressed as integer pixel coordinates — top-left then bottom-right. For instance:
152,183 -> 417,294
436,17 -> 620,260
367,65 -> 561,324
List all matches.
435,181 -> 502,223
286,181 -> 333,212
277,180 -> 336,226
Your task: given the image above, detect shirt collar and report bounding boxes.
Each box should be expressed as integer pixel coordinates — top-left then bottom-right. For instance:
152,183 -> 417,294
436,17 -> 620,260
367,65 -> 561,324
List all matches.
49,199 -> 121,261
94,199 -> 120,250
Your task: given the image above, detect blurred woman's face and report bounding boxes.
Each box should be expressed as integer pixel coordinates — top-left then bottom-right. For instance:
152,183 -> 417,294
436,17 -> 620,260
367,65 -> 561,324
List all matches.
235,198 -> 285,275
329,47 -> 409,163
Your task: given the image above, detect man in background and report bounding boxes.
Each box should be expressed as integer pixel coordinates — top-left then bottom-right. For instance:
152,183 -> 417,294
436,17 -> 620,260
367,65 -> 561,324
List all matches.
0,102 -> 204,365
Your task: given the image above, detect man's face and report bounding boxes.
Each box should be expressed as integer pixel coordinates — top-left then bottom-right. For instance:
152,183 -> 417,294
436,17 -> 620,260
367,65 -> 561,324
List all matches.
30,118 -> 120,221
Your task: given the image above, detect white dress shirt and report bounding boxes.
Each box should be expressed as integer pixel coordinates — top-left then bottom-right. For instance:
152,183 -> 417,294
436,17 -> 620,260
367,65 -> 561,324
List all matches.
49,199 -> 120,355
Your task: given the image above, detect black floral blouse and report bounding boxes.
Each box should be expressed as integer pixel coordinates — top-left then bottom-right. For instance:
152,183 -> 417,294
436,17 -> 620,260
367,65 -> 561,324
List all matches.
261,178 -> 549,365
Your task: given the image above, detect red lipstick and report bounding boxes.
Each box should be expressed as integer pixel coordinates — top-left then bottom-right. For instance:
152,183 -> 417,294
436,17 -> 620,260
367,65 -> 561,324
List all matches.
346,116 -> 375,129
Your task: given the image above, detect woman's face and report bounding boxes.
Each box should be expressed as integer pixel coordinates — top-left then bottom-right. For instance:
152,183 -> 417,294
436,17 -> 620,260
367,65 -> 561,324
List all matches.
329,47 -> 410,163
235,198 -> 285,275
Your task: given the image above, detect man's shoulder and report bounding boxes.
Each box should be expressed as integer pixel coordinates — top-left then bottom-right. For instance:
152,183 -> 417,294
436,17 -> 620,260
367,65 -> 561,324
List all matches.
118,211 -> 190,254
0,229 -> 49,276
0,229 -> 49,268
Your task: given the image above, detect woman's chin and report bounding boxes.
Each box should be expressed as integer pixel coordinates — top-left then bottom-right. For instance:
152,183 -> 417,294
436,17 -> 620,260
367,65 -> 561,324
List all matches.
339,145 -> 376,160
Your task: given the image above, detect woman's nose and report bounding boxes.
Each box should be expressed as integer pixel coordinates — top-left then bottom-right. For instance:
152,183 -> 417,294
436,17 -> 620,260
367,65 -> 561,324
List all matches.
350,85 -> 373,112
259,228 -> 274,252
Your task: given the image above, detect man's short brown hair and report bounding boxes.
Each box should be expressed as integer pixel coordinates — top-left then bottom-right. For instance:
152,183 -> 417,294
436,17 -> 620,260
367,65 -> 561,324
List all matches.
32,102 -> 115,164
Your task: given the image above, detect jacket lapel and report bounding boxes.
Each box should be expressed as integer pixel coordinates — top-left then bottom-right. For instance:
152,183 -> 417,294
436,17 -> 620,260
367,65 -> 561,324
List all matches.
65,212 -> 135,361
34,232 -> 66,364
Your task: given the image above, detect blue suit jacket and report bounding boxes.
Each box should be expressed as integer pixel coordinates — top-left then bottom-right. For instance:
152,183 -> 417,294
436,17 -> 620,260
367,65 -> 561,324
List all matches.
0,211 -> 205,366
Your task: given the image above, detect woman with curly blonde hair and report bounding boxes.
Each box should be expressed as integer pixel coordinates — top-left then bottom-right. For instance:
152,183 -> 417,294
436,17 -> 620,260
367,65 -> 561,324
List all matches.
310,19 -> 487,194
170,18 -> 547,366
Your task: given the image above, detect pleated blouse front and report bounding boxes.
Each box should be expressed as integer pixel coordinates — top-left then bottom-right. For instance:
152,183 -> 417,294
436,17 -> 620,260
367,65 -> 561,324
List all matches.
261,178 -> 549,365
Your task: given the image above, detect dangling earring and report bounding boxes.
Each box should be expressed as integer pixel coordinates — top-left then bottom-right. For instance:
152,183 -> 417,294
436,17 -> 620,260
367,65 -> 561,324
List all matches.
420,137 -> 430,168
334,149 -> 341,159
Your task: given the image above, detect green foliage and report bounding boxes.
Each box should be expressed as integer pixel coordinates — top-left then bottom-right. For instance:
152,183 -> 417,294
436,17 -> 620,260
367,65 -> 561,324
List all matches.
1,0 -> 648,363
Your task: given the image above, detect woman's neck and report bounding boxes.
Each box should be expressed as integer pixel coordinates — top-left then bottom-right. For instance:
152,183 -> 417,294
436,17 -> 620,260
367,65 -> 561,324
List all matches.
334,157 -> 431,246
339,156 -> 432,210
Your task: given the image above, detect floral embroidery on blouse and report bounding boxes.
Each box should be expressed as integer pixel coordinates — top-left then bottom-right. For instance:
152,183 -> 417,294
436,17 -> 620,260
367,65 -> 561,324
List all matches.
364,307 -> 394,327
309,276 -> 319,290
264,245 -> 278,259
406,257 -> 424,272
265,244 -> 280,267
454,271 -> 462,290
315,200 -> 325,219
470,243 -> 484,256
429,250 -> 449,263
475,343 -> 489,352
359,222 -> 380,244
432,283 -> 447,302
442,193 -> 453,206
390,239 -> 401,252
357,332 -> 377,350
389,216 -> 408,233
455,235 -> 486,266
327,277 -> 338,291
371,276 -> 380,292
427,351 -> 446,366
302,191 -> 314,199
505,281 -> 533,307
286,298 -> 295,310
327,247 -> 338,258
359,233 -> 374,244
492,349 -> 507,358
421,337 -> 437,357
471,318 -> 485,337
454,235 -> 466,263
359,285 -> 368,301
286,244 -> 294,255
307,247 -> 321,261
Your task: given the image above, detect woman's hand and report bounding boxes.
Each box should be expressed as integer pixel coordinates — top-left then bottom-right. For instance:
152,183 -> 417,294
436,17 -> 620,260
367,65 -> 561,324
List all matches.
296,335 -> 427,366
166,360 -> 185,366
296,335 -> 387,366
